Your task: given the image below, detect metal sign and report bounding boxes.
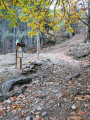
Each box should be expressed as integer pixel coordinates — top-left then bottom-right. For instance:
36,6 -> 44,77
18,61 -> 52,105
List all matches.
16,39 -> 19,45
17,47 -> 23,58
17,43 -> 25,47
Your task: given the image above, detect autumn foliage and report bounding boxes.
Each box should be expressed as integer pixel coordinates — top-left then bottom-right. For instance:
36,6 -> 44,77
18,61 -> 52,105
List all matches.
0,0 -> 88,37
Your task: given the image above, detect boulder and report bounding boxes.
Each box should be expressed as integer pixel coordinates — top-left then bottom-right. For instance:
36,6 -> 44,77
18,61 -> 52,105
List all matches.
66,73 -> 80,80
31,61 -> 42,66
22,61 -> 42,75
0,85 -> 27,102
2,77 -> 32,95
67,42 -> 90,59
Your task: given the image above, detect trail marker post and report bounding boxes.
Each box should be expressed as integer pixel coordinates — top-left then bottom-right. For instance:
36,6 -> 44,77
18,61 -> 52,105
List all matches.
16,39 -> 19,68
16,40 -> 25,69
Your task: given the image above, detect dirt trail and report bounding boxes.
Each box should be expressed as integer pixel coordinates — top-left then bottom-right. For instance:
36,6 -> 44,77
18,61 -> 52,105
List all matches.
40,34 -> 85,67
0,34 -> 86,84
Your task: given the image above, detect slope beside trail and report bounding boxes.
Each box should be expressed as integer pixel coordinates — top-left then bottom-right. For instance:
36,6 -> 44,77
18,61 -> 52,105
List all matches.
40,34 -> 86,67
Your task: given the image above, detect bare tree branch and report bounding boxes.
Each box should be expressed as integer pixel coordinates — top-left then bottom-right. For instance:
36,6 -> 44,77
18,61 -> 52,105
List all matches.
78,17 -> 89,27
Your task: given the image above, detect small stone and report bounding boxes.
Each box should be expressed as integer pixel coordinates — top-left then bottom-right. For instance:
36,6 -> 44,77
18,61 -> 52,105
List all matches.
36,115 -> 40,118
66,76 -> 72,80
6,99 -> 11,104
26,116 -> 31,120
41,119 -> 44,120
35,112 -> 41,115
66,73 -> 80,80
71,73 -> 80,78
56,92 -> 62,97
35,116 -> 42,120
37,107 -> 42,111
41,111 -> 47,116
31,61 -> 42,66
72,105 -> 77,110
47,63 -> 53,67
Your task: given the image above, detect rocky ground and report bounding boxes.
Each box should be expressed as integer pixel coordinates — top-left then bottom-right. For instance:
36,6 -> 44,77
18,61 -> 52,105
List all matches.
0,34 -> 90,120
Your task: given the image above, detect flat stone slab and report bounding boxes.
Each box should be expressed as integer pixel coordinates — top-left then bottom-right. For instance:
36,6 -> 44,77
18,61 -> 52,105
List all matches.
0,85 -> 27,102
2,77 -> 32,95
66,73 -> 80,80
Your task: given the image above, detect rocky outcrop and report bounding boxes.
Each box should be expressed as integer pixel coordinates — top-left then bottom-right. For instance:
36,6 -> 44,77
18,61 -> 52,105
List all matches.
2,77 -> 32,95
66,73 -> 80,80
22,61 -> 42,75
67,43 -> 90,59
0,85 -> 27,102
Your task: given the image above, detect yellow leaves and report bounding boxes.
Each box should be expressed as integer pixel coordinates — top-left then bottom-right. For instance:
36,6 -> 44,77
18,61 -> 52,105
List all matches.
10,0 -> 14,5
41,12 -> 45,17
22,8 -> 30,14
19,16 -> 28,22
40,26 -> 44,32
9,104 -> 20,111
27,21 -> 38,30
0,14 -> 4,18
28,31 -> 39,37
10,0 -> 21,6
3,2 -> 9,10
27,23 -> 32,27
48,23 -> 53,27
42,30 -> 47,34
38,16 -> 42,21
67,27 -> 74,34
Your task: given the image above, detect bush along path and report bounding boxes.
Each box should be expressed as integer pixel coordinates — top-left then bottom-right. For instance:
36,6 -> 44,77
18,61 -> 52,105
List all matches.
0,34 -> 90,120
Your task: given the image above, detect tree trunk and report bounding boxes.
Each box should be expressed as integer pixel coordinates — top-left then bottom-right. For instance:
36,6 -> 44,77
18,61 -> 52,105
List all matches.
39,30 -> 43,47
13,26 -> 16,53
24,23 -> 27,52
70,32 -> 72,38
24,36 -> 27,52
5,38 -> 8,53
36,34 -> 40,54
2,37 -> 5,54
41,37 -> 43,47
30,37 -> 32,48
2,26 -> 6,54
34,37 -> 36,46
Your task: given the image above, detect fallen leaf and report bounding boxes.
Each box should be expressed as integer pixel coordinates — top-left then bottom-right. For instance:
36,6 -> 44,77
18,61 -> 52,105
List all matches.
20,114 -> 24,117
62,92 -> 68,96
14,105 -> 20,110
35,112 -> 41,115
69,116 -> 83,120
75,95 -> 90,101
2,109 -> 5,112
0,111 -> 3,116
48,117 -> 55,120
77,110 -> 86,115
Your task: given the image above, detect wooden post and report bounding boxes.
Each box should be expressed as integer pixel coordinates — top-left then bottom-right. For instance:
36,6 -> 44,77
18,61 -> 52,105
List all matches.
20,57 -> 22,69
16,45 -> 17,68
